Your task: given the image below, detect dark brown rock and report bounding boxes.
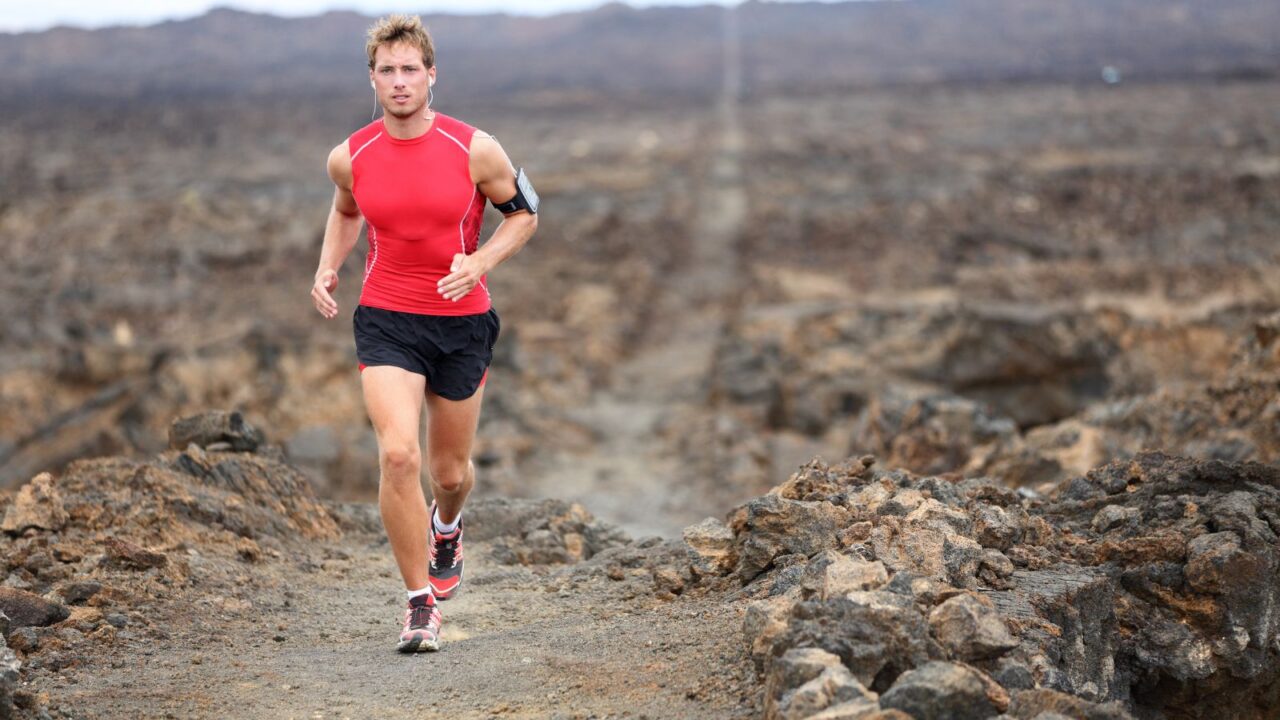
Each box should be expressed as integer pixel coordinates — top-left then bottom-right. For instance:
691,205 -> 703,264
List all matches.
58,581 -> 102,606
168,410 -> 264,452
102,537 -> 168,570
0,588 -> 69,628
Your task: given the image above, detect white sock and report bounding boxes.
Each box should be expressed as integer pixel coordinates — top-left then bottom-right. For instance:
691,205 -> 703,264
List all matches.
407,585 -> 433,600
433,508 -> 461,534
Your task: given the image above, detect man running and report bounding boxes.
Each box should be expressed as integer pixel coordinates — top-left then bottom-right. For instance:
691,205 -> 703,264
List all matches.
310,14 -> 538,652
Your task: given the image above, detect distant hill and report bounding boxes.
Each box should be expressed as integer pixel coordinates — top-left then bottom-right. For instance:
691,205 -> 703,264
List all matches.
0,0 -> 1276,104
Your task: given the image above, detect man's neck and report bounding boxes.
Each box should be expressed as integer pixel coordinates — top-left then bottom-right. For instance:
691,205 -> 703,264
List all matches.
382,110 -> 436,140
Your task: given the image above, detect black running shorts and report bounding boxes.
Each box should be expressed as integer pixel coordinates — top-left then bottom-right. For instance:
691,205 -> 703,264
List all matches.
353,304 -> 501,401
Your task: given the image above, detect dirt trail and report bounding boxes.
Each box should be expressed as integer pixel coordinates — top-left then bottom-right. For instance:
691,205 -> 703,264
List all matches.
521,8 -> 749,539
29,522 -> 753,719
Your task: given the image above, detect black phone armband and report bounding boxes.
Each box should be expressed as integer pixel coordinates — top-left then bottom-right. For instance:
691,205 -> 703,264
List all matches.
492,167 -> 539,215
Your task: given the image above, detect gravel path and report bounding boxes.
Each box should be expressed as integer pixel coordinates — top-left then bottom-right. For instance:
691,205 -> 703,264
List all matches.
29,527 -> 755,719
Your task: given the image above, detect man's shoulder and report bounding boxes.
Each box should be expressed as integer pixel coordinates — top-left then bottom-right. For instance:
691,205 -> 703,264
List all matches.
435,113 -> 482,140
348,118 -> 387,147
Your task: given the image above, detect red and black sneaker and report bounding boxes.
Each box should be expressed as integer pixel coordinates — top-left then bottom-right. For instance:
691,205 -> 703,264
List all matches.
428,500 -> 464,600
397,592 -> 442,653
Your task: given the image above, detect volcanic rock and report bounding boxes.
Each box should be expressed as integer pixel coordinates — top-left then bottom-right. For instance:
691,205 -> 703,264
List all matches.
878,661 -> 997,720
1,473 -> 68,535
800,549 -> 889,600
730,452 -> 1280,718
764,647 -> 878,720
168,410 -> 264,452
102,537 -> 167,570
774,594 -> 941,692
0,589 -> 68,629
928,592 -> 1018,661
0,633 -> 19,720
730,493 -> 850,583
682,517 -> 737,577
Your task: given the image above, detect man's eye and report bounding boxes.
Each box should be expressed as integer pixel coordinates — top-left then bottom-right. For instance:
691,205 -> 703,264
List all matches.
379,68 -> 392,74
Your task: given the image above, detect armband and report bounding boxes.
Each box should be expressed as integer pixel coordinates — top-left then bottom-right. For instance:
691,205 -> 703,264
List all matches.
491,167 -> 539,215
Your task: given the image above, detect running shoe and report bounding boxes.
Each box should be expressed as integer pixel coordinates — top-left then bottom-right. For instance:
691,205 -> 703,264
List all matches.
397,592 -> 442,653
428,500 -> 464,600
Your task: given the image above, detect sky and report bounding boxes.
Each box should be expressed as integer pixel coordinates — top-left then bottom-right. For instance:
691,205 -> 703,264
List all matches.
0,0 -> 756,33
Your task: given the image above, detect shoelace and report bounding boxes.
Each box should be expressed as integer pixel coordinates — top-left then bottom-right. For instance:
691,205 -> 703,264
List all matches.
408,602 -> 435,629
433,534 -> 458,569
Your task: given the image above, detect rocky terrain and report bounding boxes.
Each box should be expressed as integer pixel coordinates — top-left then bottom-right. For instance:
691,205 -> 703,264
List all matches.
1,1 -> 1279,717
2,411 -> 1277,718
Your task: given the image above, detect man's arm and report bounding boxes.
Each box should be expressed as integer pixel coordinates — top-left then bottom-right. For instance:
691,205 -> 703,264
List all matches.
436,131 -> 538,303
311,142 -> 364,319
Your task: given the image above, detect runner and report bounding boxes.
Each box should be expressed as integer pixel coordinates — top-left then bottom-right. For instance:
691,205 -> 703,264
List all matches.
309,14 -> 538,652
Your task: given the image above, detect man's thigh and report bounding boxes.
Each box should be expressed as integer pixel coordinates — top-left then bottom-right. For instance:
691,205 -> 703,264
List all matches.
425,386 -> 484,462
361,365 -> 427,446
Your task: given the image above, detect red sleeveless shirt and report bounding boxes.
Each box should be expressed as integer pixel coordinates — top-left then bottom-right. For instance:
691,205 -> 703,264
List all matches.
348,113 -> 490,316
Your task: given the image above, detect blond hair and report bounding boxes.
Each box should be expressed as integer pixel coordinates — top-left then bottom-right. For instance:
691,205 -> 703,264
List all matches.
366,14 -> 435,69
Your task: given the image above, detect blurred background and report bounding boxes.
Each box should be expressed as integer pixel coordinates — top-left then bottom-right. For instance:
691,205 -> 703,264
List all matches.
1,0 -> 1278,538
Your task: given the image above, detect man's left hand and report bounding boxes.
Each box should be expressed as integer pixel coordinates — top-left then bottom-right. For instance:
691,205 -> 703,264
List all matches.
437,253 -> 485,301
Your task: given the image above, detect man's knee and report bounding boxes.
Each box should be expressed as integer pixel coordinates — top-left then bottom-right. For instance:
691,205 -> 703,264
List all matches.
380,442 -> 421,477
429,457 -> 472,493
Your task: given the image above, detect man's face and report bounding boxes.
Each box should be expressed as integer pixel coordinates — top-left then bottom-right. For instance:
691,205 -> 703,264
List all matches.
370,42 -> 435,120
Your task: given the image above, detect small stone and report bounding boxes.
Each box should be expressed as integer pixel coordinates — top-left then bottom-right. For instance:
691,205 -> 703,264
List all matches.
1090,505 -> 1139,534
235,537 -> 263,563
7,627 -> 38,653
929,592 -> 1019,660
59,581 -> 103,606
104,613 -> 129,629
102,537 -> 168,570
652,567 -> 685,596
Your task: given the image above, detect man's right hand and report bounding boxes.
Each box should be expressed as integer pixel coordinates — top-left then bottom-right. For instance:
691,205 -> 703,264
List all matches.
312,269 -> 340,319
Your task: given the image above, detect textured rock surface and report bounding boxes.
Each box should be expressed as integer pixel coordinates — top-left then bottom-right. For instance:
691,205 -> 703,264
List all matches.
0,589 -> 68,629
1,473 -> 67,535
928,592 -> 1018,661
167,410 -> 265,452
764,647 -> 877,720
0,634 -> 19,720
730,453 -> 1280,719
879,661 -> 997,720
